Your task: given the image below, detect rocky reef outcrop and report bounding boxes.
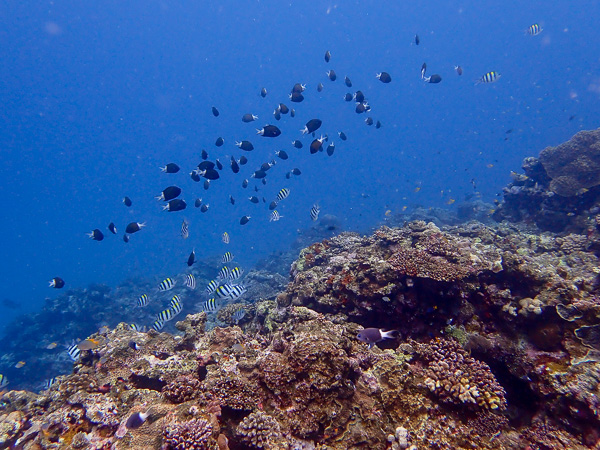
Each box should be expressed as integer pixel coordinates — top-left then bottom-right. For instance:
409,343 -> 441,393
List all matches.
493,127 -> 600,232
2,218 -> 600,448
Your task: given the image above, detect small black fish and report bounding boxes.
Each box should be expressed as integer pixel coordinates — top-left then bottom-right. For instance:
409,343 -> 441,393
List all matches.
125,222 -> 145,234
161,163 -> 180,173
231,156 -> 240,174
290,108 -> 295,117
215,137 -> 224,147
123,196 -> 132,207
285,172 -> 291,179
324,50 -> 331,62
261,161 -> 274,171
455,65 -> 463,76
262,178 -> 267,185
201,149 -> 208,160
291,168 -> 301,175
88,229 -> 104,241
269,200 -> 278,210
164,199 -> 187,212
338,131 -> 347,141
257,125 -> 281,138
123,234 -> 130,243
156,186 -> 182,201
204,179 -> 210,190
261,87 -> 267,98
291,83 -> 305,93
344,76 -> 352,87
198,160 -> 216,170
200,204 -> 209,213
187,249 -> 196,266
289,92 -> 304,103
254,185 -> 259,192
302,119 -> 322,135
292,140 -> 303,149
354,90 -> 365,103
239,156 -> 248,165
344,93 -> 353,102
249,196 -> 259,204
273,109 -> 281,121
242,179 -> 249,188
376,72 -> 392,83
201,168 -> 220,180
365,117 -> 374,126
215,159 -> 223,170
49,277 -> 65,289
326,143 -> 335,156
195,198 -> 202,208
229,195 -> 235,205
252,169 -> 267,179
211,106 -> 219,117
242,113 -> 258,123
275,150 -> 288,160
236,140 -> 254,151
108,222 -> 117,234
424,74 -> 442,84
190,171 -> 200,182
326,70 -> 337,81
310,137 -> 325,154
415,34 -> 420,45
375,120 -> 382,129
355,102 -> 370,114
128,341 -> 139,350
279,103 -> 289,114
317,82 -> 324,92
240,215 -> 251,225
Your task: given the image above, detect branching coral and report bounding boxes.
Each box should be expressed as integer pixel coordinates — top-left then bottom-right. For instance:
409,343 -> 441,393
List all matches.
163,418 -> 214,450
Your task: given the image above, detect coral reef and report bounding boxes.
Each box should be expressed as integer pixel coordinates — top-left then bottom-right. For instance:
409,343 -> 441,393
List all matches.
163,418 -> 214,450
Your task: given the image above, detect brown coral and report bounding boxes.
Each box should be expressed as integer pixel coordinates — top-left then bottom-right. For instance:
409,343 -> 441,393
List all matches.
163,418 -> 214,450
236,411 -> 283,449
162,375 -> 202,404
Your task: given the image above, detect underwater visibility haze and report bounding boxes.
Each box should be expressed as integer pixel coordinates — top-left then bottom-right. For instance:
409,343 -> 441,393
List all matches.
1,0 -> 600,448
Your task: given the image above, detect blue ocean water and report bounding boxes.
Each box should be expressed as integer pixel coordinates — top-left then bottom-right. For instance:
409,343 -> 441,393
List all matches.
0,0 -> 599,331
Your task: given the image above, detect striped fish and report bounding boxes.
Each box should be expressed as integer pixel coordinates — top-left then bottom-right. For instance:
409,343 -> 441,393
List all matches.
137,294 -> 149,307
475,71 -> 501,85
0,374 -> 8,388
232,308 -> 246,324
181,220 -> 189,239
206,279 -> 219,295
527,23 -> 542,36
42,377 -> 57,390
129,323 -> 146,332
218,266 -> 231,280
170,301 -> 183,316
67,342 -> 81,361
222,252 -> 234,264
228,267 -> 243,281
310,203 -> 320,221
158,278 -> 176,291
170,295 -> 182,309
185,274 -> 196,290
151,319 -> 165,331
201,298 -> 218,312
216,283 -> 247,300
269,210 -> 282,222
276,188 -> 290,201
222,232 -> 230,244
157,308 -> 176,322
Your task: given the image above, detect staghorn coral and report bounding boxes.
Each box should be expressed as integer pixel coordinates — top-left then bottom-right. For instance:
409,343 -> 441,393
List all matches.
415,338 -> 507,411
236,411 -> 284,449
163,417 -> 214,450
